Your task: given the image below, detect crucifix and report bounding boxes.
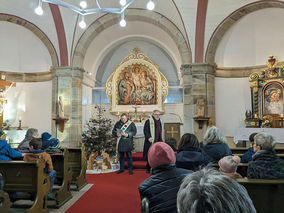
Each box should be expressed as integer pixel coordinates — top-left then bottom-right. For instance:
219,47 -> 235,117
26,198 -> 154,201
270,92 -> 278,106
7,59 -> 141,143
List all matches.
0,72 -> 16,127
166,126 -> 179,137
132,104 -> 140,122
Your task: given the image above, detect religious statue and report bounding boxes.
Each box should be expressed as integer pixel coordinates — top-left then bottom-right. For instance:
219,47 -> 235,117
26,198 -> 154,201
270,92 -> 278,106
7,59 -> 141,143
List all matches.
136,70 -> 154,104
118,72 -> 135,105
58,96 -> 64,118
196,98 -> 205,117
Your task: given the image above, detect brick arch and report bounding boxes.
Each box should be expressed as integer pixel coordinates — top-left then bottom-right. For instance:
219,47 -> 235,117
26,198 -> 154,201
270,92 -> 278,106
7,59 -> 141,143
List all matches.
205,1 -> 284,64
0,13 -> 59,67
72,9 -> 192,67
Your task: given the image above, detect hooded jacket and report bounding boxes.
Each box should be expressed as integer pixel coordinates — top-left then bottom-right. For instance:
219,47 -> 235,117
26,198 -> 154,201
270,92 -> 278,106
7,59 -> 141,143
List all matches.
0,140 -> 22,161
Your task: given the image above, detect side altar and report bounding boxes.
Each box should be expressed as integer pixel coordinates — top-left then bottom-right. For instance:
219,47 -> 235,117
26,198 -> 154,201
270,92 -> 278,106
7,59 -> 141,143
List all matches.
245,55 -> 284,128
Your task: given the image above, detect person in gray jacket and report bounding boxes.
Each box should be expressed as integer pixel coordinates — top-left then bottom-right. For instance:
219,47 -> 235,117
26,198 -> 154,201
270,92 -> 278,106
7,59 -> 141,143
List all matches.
112,113 -> 137,175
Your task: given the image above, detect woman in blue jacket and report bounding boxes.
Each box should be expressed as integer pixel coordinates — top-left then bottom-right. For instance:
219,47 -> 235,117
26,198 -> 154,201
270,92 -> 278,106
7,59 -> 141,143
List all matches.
202,126 -> 232,162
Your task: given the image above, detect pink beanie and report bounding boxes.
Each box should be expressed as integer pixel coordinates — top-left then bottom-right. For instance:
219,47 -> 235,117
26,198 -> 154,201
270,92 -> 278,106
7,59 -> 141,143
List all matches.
218,155 -> 240,173
148,142 -> 176,168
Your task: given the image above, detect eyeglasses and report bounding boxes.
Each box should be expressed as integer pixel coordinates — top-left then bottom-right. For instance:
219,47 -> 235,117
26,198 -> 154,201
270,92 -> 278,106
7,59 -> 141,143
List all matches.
153,114 -> 160,116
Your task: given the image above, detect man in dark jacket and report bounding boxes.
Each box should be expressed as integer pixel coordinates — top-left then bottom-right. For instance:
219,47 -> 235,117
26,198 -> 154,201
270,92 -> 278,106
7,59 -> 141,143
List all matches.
241,132 -> 257,163
112,113 -> 137,175
143,110 -> 163,173
139,142 -> 191,213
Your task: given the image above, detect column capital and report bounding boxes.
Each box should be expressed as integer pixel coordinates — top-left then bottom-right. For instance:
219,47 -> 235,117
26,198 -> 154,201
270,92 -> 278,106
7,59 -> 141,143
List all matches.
181,63 -> 216,76
51,66 -> 85,78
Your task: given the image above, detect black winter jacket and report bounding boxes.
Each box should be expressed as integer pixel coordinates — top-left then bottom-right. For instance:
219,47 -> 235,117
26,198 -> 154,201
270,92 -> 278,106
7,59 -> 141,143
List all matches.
247,150 -> 284,179
112,120 -> 137,152
139,164 -> 191,213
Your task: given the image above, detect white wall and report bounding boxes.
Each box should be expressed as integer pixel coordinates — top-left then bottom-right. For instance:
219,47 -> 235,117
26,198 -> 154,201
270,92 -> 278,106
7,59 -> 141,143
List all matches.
4,81 -> 52,134
0,21 -> 52,72
215,77 -> 251,136
215,8 -> 284,67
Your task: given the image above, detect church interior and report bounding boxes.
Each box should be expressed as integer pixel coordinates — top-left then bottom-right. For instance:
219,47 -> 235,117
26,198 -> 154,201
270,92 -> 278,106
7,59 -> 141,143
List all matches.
1,0 -> 284,212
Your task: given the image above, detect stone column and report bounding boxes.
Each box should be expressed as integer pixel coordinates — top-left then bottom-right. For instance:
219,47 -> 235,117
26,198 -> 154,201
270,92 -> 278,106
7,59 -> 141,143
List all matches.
52,67 -> 84,148
181,63 -> 216,141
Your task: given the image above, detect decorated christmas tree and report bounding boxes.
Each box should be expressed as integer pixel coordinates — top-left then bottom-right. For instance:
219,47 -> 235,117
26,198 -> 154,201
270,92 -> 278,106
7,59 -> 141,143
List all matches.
82,105 -> 117,158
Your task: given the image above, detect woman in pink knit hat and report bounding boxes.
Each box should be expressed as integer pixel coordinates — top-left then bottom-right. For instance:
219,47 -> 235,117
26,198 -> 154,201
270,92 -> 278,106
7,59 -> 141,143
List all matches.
218,155 -> 242,180
139,142 -> 192,213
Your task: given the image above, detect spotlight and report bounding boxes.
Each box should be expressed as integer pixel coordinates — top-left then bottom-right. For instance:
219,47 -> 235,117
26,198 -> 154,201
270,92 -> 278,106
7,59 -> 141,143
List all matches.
119,0 -> 126,6
79,1 -> 87,9
119,13 -> 126,27
146,0 -> 155,10
79,16 -> 87,29
35,6 -> 43,15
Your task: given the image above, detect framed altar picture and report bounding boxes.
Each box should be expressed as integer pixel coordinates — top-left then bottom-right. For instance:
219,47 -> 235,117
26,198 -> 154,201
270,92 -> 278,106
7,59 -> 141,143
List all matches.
262,82 -> 284,115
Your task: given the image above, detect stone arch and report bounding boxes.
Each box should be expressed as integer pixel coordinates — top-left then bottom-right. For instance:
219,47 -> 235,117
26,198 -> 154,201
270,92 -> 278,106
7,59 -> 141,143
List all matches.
0,13 -> 59,67
205,1 -> 284,64
72,9 -> 192,67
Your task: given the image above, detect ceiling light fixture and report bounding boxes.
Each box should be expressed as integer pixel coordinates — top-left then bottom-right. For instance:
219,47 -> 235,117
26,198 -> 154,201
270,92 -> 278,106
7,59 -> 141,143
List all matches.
34,0 -> 156,29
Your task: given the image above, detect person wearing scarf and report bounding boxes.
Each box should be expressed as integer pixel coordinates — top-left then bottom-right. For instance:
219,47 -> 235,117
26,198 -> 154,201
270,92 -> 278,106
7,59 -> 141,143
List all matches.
143,110 -> 163,173
112,113 -> 137,175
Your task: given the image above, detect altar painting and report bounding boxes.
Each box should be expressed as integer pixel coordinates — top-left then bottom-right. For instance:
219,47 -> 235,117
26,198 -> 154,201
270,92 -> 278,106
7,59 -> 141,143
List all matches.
118,65 -> 156,105
262,82 -> 284,115
106,48 -> 168,114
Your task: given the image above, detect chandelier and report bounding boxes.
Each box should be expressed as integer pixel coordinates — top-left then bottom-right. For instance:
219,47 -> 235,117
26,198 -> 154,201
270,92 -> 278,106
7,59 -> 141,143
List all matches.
34,0 -> 156,29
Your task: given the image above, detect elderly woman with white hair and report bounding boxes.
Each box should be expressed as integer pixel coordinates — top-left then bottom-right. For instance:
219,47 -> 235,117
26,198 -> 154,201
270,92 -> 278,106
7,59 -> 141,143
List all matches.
177,167 -> 256,213
202,126 -> 232,162
247,132 -> 284,179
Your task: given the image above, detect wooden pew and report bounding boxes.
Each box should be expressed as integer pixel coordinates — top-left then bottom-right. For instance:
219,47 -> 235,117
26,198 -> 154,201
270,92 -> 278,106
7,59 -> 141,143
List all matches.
141,197 -> 149,213
237,179 -> 284,213
66,147 -> 87,190
0,190 -> 11,213
50,149 -> 73,208
231,147 -> 284,155
0,159 -> 50,213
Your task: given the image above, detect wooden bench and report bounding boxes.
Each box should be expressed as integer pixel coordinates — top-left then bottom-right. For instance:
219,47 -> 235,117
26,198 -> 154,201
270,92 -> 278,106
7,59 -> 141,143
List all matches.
0,159 -> 50,213
50,149 -> 73,208
0,190 -> 11,213
65,147 -> 87,190
237,179 -> 284,213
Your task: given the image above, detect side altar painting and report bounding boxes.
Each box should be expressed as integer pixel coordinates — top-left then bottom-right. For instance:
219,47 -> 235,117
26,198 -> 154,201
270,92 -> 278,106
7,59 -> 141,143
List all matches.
245,55 -> 284,128
106,48 -> 168,115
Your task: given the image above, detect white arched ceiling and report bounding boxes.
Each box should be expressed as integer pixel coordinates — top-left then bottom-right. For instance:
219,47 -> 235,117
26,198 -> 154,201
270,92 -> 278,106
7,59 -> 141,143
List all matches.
215,8 -> 284,67
94,39 -> 179,87
0,21 -> 52,72
83,21 -> 182,84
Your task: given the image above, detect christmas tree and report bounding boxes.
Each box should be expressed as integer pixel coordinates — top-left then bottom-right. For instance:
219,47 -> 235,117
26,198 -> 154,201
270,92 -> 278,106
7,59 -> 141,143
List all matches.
82,105 -> 117,158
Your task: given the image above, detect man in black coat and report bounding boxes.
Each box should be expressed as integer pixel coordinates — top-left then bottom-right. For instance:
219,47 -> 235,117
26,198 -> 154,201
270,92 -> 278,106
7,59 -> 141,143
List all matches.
112,113 -> 137,175
139,142 -> 191,213
143,110 -> 162,173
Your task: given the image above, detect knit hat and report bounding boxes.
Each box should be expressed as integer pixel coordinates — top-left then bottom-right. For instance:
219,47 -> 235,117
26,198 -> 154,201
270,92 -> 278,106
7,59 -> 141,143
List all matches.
148,142 -> 176,168
218,155 -> 240,173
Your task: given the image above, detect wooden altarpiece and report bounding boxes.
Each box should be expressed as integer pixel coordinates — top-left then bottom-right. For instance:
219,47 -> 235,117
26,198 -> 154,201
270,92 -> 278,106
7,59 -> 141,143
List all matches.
245,55 -> 284,128
105,48 -> 169,118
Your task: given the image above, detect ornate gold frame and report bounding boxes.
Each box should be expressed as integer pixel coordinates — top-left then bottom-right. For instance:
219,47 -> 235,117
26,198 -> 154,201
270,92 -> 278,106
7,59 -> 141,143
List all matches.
105,48 -> 168,114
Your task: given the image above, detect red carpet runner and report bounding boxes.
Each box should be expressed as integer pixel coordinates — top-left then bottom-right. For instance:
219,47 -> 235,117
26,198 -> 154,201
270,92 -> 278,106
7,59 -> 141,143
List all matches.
66,168 -> 150,212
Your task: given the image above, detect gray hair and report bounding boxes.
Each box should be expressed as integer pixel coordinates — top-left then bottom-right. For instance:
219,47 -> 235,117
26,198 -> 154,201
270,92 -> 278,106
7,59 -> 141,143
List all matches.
203,126 -> 226,144
254,132 -> 276,151
177,167 -> 256,213
152,110 -> 161,114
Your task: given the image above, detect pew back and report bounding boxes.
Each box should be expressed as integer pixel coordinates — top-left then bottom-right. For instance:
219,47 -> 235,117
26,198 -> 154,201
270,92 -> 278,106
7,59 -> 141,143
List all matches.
0,159 -> 50,213
237,179 -> 284,213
